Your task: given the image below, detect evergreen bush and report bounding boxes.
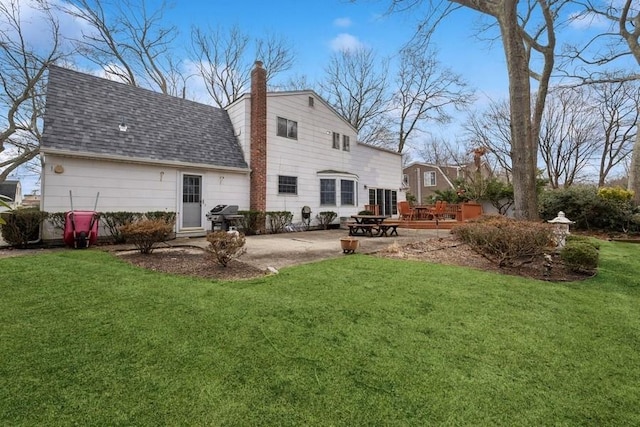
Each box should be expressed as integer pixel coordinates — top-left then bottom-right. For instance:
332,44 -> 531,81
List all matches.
560,241 -> 599,273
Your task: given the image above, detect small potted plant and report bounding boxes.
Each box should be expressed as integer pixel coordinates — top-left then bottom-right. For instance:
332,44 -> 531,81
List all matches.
340,237 -> 359,254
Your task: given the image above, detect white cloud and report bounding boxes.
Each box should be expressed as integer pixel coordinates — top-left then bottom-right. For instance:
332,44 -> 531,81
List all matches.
0,0 -> 91,52
330,33 -> 364,52
333,17 -> 352,28
567,11 -> 611,31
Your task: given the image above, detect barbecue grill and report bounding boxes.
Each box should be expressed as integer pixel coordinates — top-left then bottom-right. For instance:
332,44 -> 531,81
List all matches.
206,204 -> 243,231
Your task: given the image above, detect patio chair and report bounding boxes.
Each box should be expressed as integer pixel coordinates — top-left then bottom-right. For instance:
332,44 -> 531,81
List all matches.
398,201 -> 415,221
428,201 -> 447,220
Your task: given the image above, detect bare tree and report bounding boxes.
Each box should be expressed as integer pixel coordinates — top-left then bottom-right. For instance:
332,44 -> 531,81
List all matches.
592,79 -> 639,186
538,87 -> 599,188
191,24 -> 294,108
394,42 -> 474,153
0,0 -> 67,183
319,47 -> 392,145
563,0 -> 640,199
463,99 -> 513,181
60,0 -> 183,95
391,0 -> 560,219
414,136 -> 461,166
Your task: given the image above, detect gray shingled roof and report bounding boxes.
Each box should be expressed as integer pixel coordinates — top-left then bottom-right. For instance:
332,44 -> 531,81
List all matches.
42,66 -> 248,170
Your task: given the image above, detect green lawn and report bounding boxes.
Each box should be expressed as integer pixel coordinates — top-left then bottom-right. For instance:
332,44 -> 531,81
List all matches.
1,241 -> 639,426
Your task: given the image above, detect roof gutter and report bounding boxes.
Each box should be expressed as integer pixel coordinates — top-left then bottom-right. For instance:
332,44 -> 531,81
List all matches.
40,148 -> 251,174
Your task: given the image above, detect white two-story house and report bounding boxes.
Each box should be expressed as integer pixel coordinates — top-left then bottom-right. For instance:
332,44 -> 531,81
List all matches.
40,62 -> 404,238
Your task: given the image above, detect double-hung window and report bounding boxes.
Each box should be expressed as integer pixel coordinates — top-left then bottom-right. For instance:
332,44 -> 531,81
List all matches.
424,171 -> 436,187
320,179 -> 336,205
277,117 -> 297,139
332,132 -> 340,149
341,180 -> 355,205
342,135 -> 350,151
278,175 -> 297,194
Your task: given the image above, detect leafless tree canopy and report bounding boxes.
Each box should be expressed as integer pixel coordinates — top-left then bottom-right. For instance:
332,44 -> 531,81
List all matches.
319,47 -> 392,145
463,99 -> 513,181
392,0 -> 560,219
191,24 -> 294,108
393,41 -> 474,153
0,0 -> 68,183
538,87 -> 600,188
591,79 -> 639,186
61,0 -> 183,95
561,0 -> 640,200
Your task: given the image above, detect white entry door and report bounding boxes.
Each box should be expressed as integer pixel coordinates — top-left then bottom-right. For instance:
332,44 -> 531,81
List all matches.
182,174 -> 202,228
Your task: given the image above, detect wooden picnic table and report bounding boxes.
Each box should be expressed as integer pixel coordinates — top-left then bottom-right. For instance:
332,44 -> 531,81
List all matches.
412,205 -> 435,220
348,215 -> 399,237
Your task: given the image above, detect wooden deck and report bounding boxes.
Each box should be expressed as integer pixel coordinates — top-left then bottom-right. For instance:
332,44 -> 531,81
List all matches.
396,219 -> 461,230
394,202 -> 484,230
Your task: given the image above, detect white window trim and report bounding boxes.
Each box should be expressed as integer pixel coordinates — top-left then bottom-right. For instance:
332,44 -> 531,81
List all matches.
424,171 -> 436,187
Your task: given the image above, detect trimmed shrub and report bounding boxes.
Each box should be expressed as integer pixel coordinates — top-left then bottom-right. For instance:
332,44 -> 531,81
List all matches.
145,211 -> 176,226
47,212 -> 67,232
206,231 -> 247,267
238,210 -> 266,235
102,212 -> 143,243
0,208 -> 48,248
119,219 -> 172,254
452,215 -> 555,267
316,211 -> 337,229
560,241 -> 599,273
566,234 -> 601,250
267,211 -> 293,234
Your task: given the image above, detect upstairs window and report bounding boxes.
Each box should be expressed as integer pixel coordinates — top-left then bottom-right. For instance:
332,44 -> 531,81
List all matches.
342,135 -> 350,151
332,132 -> 340,149
424,171 -> 436,187
277,117 -> 297,139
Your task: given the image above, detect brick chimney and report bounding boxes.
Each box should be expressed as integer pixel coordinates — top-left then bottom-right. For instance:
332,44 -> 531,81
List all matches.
250,60 -> 267,212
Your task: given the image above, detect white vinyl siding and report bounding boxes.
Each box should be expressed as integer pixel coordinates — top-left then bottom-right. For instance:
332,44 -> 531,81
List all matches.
263,91 -> 403,219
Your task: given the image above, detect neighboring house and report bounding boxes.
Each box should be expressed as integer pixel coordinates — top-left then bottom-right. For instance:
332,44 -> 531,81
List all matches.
20,194 -> 41,208
40,63 -> 404,239
0,180 -> 22,209
403,162 -> 492,204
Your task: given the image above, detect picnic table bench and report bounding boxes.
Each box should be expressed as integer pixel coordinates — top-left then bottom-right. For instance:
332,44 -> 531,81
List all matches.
347,215 -> 399,237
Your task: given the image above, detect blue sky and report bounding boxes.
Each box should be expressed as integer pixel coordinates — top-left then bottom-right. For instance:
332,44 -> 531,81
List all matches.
173,0 -> 511,98
6,0 -> 632,194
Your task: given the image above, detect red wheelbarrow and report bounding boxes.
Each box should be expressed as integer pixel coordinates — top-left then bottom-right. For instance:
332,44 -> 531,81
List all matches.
63,191 -> 100,249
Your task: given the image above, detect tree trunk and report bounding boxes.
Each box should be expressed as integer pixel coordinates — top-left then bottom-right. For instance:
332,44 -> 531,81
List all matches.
499,2 -> 538,220
628,116 -> 640,204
